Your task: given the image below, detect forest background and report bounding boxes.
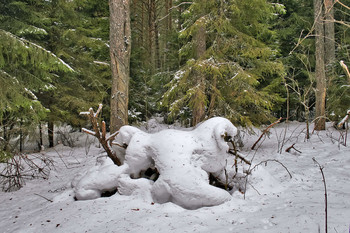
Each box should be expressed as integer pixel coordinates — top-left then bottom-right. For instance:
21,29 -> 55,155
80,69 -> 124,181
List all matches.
0,0 -> 349,160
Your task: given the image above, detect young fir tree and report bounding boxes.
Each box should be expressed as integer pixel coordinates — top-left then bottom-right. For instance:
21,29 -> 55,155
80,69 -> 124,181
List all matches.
161,0 -> 286,126
1,0 -> 111,150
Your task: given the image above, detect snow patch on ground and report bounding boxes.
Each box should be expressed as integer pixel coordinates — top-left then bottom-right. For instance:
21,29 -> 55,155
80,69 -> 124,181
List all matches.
0,121 -> 350,232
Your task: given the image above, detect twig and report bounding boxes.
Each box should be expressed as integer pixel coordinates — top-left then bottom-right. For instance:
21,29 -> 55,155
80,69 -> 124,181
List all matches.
34,193 -> 53,203
335,0 -> 350,10
251,117 -> 282,150
228,149 -> 251,165
251,159 -> 293,179
285,143 -> 302,153
312,157 -> 328,233
158,2 -> 193,22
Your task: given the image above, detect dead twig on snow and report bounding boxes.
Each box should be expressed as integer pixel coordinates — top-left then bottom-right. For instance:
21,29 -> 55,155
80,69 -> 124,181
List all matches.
285,143 -> 302,153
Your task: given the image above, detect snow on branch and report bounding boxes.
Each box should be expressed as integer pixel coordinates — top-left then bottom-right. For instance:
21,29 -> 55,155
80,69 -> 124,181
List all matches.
0,29 -> 75,72
337,110 -> 350,129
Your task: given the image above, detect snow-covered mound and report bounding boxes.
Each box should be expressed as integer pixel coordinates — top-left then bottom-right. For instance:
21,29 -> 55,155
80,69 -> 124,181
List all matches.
74,117 -> 238,209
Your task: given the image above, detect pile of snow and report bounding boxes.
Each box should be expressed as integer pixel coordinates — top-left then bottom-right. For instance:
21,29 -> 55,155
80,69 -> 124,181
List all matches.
73,117 -> 238,209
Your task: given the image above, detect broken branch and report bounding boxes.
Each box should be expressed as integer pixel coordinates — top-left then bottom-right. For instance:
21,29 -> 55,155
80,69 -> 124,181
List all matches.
80,104 -> 121,166
285,143 -> 302,153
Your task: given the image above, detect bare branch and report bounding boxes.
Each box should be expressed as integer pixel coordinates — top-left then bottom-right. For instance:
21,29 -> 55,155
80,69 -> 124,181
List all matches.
312,157 -> 328,233
81,104 -> 121,166
82,128 -> 96,136
251,117 -> 282,150
285,143 -> 302,153
158,2 -> 193,22
335,0 -> 350,10
251,159 -> 293,179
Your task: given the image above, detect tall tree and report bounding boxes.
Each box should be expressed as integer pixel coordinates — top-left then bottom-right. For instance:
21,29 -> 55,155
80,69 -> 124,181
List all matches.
109,0 -> 131,133
162,0 -> 286,127
192,23 -> 206,126
314,0 -> 327,130
324,0 -> 335,67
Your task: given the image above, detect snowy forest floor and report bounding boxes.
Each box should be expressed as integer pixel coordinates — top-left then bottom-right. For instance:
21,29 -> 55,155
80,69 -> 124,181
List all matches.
0,121 -> 349,233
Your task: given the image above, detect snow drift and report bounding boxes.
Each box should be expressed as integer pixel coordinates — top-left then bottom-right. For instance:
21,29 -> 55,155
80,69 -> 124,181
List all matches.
73,117 -> 238,209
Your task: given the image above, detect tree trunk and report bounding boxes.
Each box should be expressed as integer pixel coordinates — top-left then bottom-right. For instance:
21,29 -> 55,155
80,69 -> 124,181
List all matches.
38,122 -> 43,151
324,0 -> 335,68
314,0 -> 327,131
192,24 -> 206,126
48,120 -> 54,148
109,0 -> 131,133
148,0 -> 156,72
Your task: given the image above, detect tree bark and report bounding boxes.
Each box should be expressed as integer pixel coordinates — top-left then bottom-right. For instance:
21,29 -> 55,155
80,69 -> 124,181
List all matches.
192,24 -> 206,126
109,0 -> 131,133
48,120 -> 54,148
324,0 -> 335,68
314,0 -> 327,131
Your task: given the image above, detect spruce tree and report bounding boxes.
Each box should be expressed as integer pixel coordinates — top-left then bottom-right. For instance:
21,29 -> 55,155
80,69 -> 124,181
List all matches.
161,0 -> 286,126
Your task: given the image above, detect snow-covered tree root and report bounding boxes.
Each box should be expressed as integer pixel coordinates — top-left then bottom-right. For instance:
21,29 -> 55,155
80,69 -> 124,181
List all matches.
73,117 -> 242,209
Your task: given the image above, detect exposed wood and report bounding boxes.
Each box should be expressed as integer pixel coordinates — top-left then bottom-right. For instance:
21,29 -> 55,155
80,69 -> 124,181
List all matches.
109,0 -> 131,133
340,60 -> 350,83
337,110 -> 350,129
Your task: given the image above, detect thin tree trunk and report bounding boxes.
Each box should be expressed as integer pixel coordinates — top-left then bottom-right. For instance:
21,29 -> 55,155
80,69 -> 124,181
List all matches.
109,0 -> 131,133
48,120 -> 54,148
19,119 -> 23,152
148,0 -> 156,72
192,24 -> 206,126
324,0 -> 335,68
314,0 -> 327,131
155,21 -> 161,70
39,122 -> 43,150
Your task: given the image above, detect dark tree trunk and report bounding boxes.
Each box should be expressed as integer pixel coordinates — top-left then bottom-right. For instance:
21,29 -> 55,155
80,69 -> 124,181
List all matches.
109,0 -> 131,133
48,120 -> 54,148
38,122 -> 43,151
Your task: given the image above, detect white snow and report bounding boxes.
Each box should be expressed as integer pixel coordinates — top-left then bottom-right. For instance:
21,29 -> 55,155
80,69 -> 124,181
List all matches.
1,121 -> 350,232
75,117 -> 238,209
